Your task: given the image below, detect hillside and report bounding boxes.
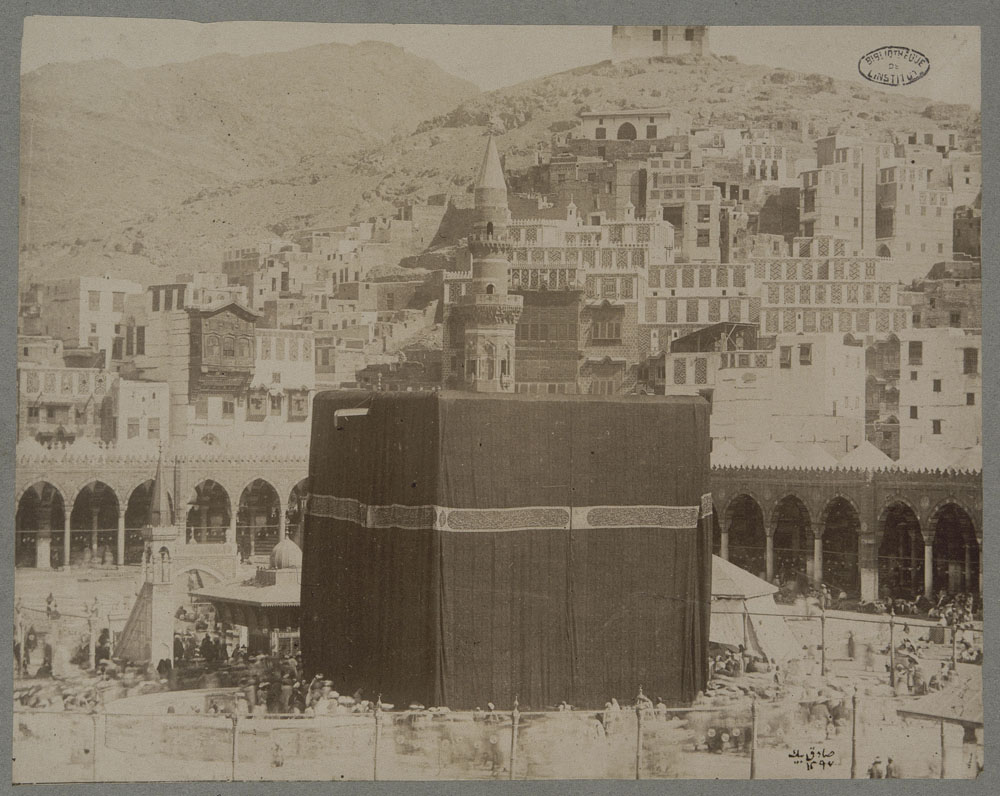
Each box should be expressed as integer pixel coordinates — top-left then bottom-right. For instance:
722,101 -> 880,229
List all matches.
20,52 -> 980,283
18,41 -> 478,282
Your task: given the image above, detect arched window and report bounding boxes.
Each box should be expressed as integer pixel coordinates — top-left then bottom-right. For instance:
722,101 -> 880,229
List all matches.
616,122 -> 637,141
485,284 -> 495,295
486,222 -> 494,237
205,335 -> 220,357
238,337 -> 251,359
222,336 -> 235,357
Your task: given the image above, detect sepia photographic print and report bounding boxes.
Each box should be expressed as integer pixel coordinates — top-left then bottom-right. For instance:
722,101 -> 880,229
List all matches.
11,15 -> 985,784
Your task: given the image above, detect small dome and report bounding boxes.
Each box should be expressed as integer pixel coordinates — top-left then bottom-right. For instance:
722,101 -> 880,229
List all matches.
270,537 -> 302,569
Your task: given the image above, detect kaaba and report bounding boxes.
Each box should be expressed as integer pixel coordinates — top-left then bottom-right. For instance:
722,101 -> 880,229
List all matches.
301,391 -> 713,710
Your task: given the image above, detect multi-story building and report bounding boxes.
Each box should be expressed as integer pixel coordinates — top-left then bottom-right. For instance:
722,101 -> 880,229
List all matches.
577,109 -> 693,144
644,323 -> 866,459
875,162 -> 953,268
897,327 -> 981,457
611,25 -> 710,61
27,275 -> 143,368
645,149 -> 722,262
742,138 -> 793,184
123,285 -> 315,444
756,237 -> 908,337
903,259 -> 981,330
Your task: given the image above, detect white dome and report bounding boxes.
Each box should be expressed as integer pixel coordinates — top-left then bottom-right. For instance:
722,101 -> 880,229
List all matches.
270,537 -> 303,569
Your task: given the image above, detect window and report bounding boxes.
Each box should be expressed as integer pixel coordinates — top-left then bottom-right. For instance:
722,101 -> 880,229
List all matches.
195,396 -> 208,419
779,346 -> 792,368
112,292 -> 125,312
164,289 -> 173,311
963,347 -> 978,374
834,215 -> 840,227
685,27 -> 695,41
222,400 -> 235,419
696,229 -> 710,247
967,393 -> 976,406
910,406 -> 918,419
949,311 -> 962,328
90,323 -> 97,334
127,418 -> 140,438
932,419 -> 942,435
206,335 -> 220,358
595,128 -> 606,141
908,341 -> 922,365
27,406 -> 39,422
909,370 -> 917,381
269,394 -> 283,416
652,29 -> 661,41
646,125 -> 657,139
932,379 -> 941,392
88,291 -> 101,311
938,243 -> 944,254
112,338 -> 123,360
799,344 -> 812,365
697,204 -> 711,223
272,372 -> 282,384
136,326 -> 145,355
222,337 -> 235,357
147,418 -> 160,439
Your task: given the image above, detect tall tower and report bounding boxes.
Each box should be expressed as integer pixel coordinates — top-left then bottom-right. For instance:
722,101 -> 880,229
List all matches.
456,135 -> 523,392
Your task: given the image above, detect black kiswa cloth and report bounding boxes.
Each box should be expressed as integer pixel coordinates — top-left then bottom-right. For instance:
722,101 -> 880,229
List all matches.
301,391 -> 712,710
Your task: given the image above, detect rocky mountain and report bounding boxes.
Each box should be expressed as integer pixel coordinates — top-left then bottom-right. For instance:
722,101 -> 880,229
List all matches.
19,50 -> 979,283
18,41 -> 478,282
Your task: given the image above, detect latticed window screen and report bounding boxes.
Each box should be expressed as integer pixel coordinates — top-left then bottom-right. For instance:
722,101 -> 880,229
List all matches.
716,267 -> 728,287
785,262 -> 798,280
699,268 -> 712,287
754,262 -> 765,280
525,227 -> 537,243
831,284 -> 843,303
803,311 -> 816,332
800,285 -> 811,304
665,299 -> 678,322
834,262 -> 845,280
815,285 -> 826,304
802,262 -> 813,280
767,285 -> 780,304
734,266 -> 746,287
784,284 -> 795,303
686,300 -> 699,322
866,262 -> 876,278
632,250 -> 645,267
583,250 -> 595,267
749,299 -> 760,322
674,358 -> 687,384
709,299 -> 721,322
621,278 -> 633,298
637,225 -> 650,242
839,311 -> 852,332
783,310 -> 796,331
601,278 -> 616,297
531,249 -> 545,262
766,311 -> 779,332
549,248 -> 563,263
847,285 -> 859,303
877,311 -> 890,332
893,310 -> 907,330
754,353 -> 768,368
864,284 -> 875,304
694,358 -> 708,384
770,262 -> 782,280
682,268 -> 694,288
849,261 -> 860,280
515,249 -> 527,262
585,276 -> 597,298
834,240 -> 846,256
856,310 -> 869,332
645,299 -> 658,321
879,284 -> 891,303
663,267 -> 676,287
820,312 -> 833,332
616,250 -> 628,268
728,299 -> 742,322
817,238 -> 830,256
602,250 -> 613,269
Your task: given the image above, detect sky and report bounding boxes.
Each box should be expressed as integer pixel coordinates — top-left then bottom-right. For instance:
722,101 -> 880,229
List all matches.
21,18 -> 980,107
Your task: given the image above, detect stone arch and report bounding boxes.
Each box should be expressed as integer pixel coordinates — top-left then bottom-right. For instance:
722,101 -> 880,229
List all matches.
69,481 -> 121,566
877,244 -> 891,258
770,494 -> 812,580
616,122 -> 637,140
15,481 -> 67,568
877,500 -> 923,597
819,495 -> 861,594
929,501 -> 979,594
186,480 -> 231,544
237,478 -> 282,560
722,493 -> 766,577
123,480 -> 156,565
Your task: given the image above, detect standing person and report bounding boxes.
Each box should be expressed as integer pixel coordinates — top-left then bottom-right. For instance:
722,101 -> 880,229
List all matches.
215,634 -> 229,663
886,757 -> 902,778
847,631 -> 856,661
200,633 -> 217,663
867,757 -> 884,778
864,642 -> 876,672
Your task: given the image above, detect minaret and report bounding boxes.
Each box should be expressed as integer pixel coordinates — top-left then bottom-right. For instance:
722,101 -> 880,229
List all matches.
144,446 -> 177,665
459,134 -> 523,392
